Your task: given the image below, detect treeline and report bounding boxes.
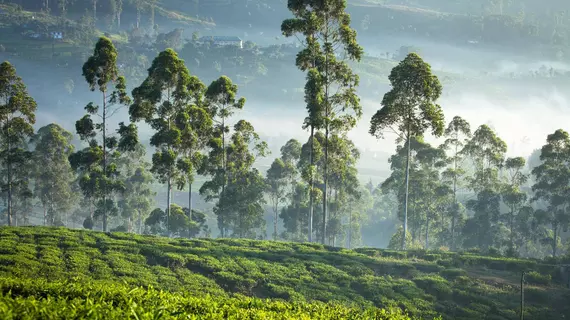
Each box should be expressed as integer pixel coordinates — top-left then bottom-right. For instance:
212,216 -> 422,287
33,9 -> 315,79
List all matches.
0,0 -> 569,261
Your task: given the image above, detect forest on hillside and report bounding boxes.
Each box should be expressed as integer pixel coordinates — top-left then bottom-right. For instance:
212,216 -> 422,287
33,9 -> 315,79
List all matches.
0,0 -> 569,264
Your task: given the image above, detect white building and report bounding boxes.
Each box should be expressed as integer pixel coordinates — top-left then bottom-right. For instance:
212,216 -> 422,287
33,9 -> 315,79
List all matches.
198,36 -> 243,49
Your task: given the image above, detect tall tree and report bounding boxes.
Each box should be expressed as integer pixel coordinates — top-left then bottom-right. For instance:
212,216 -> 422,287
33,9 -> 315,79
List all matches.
282,0 -> 363,244
31,124 -> 77,226
266,158 -> 290,240
174,76 -> 210,217
213,120 -> 268,238
130,48 -> 198,233
0,61 -> 37,226
441,116 -> 471,250
116,144 -> 154,233
72,37 -> 133,232
462,124 -> 507,250
531,129 -> 570,257
501,156 -> 529,253
199,76 -> 245,237
369,53 -> 444,250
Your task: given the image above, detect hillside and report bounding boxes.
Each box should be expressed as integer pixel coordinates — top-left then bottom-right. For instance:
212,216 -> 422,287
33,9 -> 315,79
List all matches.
0,227 -> 568,319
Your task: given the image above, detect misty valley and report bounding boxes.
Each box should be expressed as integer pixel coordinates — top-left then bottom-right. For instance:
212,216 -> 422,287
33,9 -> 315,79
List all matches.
0,0 -> 569,319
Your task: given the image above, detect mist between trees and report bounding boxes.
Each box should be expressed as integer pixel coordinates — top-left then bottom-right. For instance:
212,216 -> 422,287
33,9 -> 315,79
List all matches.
0,1 -> 569,263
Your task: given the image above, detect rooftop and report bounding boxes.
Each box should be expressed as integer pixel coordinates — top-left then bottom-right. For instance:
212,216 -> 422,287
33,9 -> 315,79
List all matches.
199,36 -> 242,42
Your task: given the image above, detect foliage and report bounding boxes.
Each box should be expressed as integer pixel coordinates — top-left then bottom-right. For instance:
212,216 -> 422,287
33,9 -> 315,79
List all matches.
0,61 -> 36,227
370,53 -> 444,250
69,37 -> 135,232
0,226 -> 567,320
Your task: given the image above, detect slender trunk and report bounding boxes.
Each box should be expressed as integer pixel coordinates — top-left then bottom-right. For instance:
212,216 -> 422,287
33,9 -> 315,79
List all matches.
322,12 -> 330,246
553,224 -> 558,257
136,5 -> 141,29
510,208 -> 514,251
451,140 -> 458,251
402,129 -> 411,250
188,182 -> 193,216
166,177 -> 171,236
520,271 -> 525,320
308,125 -> 314,242
348,209 -> 352,249
138,209 -> 142,234
117,11 -> 121,29
43,204 -> 47,226
273,200 -> 278,240
93,0 -> 97,21
220,116 -> 226,238
102,90 -> 108,232
425,215 -> 429,249
7,130 -> 12,226
128,216 -> 132,233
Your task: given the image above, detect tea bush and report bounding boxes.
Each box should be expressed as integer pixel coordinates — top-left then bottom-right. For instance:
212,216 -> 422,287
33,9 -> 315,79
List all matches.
0,226 -> 568,320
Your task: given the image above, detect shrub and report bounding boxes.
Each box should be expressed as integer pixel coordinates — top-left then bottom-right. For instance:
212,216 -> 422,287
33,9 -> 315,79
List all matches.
526,271 -> 551,286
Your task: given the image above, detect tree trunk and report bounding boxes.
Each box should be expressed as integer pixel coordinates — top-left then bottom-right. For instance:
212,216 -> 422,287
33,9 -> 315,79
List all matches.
43,204 -> 47,226
425,215 -> 429,249
138,209 -> 142,234
348,209 -> 352,249
553,224 -> 558,257
402,130 -> 411,250
451,139 -> 458,251
7,134 -> 12,226
102,90 -> 108,232
308,125 -> 314,242
93,0 -> 97,21
322,122 -> 329,245
166,177 -> 171,236
188,181 -> 193,217
273,199 -> 278,240
136,5 -> 141,28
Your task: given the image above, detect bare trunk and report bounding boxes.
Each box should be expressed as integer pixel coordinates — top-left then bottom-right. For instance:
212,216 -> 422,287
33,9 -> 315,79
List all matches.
166,177 -> 171,236
93,0 -> 97,21
348,209 -> 352,249
136,6 -> 141,28
308,125 -> 314,242
402,129 -> 411,250
43,204 -> 47,226
188,182 -> 193,216
273,202 -> 278,240
553,224 -> 558,257
102,90 -> 108,232
425,215 -> 429,249
7,156 -> 12,226
451,137 -> 458,251
138,209 -> 142,234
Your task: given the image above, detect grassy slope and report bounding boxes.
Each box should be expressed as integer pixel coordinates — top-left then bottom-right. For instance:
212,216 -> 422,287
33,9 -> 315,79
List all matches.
0,227 -> 568,320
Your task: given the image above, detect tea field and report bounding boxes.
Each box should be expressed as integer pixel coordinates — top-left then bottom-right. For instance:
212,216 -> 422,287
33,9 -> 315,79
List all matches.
0,226 -> 568,319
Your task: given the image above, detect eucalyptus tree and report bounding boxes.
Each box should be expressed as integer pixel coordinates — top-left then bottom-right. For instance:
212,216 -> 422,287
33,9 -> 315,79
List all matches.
214,120 -> 268,238
130,48 -> 200,231
282,0 -> 363,243
32,124 -> 77,226
174,76 -> 211,216
324,134 -> 360,246
71,37 -> 133,232
0,61 -> 37,226
266,158 -> 291,240
462,124 -> 507,250
414,143 -> 448,248
199,76 -> 245,237
116,144 -> 154,233
369,53 -> 445,250
531,129 -> 570,257
501,157 -> 529,253
441,116 -> 471,250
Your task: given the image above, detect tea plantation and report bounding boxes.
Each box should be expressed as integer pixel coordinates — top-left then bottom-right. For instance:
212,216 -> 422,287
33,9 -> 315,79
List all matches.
0,227 -> 568,319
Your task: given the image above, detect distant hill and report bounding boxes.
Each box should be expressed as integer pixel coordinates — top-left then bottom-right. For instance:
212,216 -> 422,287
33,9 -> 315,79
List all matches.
0,226 -> 568,319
